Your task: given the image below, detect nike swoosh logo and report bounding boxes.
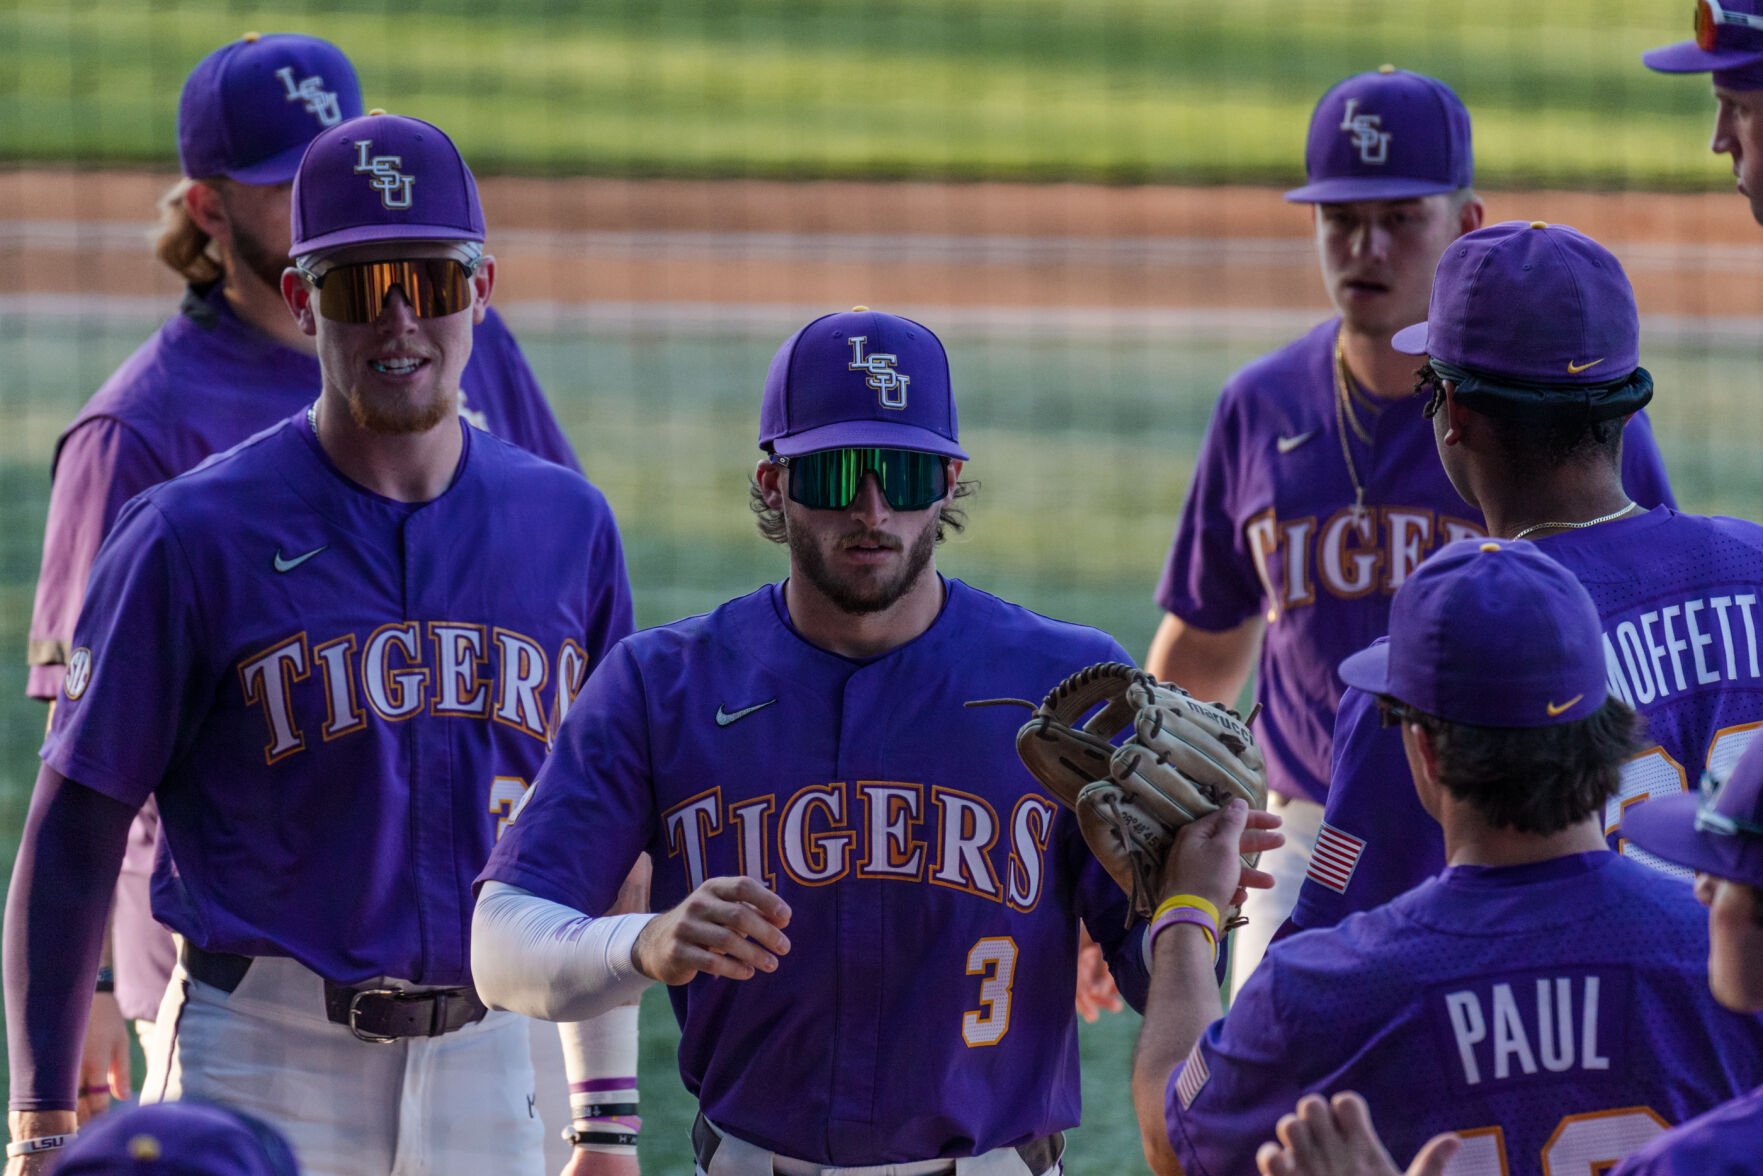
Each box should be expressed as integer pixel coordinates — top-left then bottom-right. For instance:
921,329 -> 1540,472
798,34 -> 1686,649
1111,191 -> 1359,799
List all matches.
1276,430 -> 1318,455
1567,358 -> 1605,374
1545,694 -> 1584,718
716,699 -> 777,727
273,546 -> 328,573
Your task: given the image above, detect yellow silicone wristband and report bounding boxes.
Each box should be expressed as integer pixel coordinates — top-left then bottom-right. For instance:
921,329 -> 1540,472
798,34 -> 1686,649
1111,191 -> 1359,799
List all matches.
1152,894 -> 1220,926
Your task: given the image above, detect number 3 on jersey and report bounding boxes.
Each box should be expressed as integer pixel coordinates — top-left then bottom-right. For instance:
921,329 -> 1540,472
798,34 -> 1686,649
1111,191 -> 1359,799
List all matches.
962,937 -> 1019,1047
1612,724 -> 1759,877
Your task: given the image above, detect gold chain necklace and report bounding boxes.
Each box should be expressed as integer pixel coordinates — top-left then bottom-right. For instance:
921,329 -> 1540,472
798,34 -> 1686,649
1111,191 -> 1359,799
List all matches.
1333,328 -> 1370,521
1511,502 -> 1640,541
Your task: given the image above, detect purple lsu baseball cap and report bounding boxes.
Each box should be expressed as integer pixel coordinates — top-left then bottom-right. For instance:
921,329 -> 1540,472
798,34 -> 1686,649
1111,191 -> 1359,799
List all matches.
758,308 -> 967,459
1339,538 -> 1607,727
179,33 -> 363,185
1644,0 -> 1763,76
290,112 -> 485,257
1392,221 -> 1639,388
1284,66 -> 1473,204
1624,734 -> 1763,887
56,1101 -> 298,1176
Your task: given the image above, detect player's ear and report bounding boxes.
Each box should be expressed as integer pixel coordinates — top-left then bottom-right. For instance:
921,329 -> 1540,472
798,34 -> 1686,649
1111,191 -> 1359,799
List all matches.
755,459 -> 785,509
468,254 -> 495,325
183,179 -> 230,240
1439,380 -> 1471,446
282,269 -> 318,336
1456,194 -> 1485,236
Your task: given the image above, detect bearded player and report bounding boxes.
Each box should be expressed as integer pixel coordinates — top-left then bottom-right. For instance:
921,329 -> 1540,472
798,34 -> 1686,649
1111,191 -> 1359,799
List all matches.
4,113 -> 631,1176
1136,538 -> 1763,1176
1645,0 -> 1763,227
467,308 -> 1235,1173
1284,223 -> 1763,940
22,34 -> 597,1165
1146,67 -> 1676,997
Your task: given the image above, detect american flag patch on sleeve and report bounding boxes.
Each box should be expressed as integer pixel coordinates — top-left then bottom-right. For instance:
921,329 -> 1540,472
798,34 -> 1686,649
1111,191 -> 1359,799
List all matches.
1174,1041 -> 1211,1109
1306,822 -> 1367,894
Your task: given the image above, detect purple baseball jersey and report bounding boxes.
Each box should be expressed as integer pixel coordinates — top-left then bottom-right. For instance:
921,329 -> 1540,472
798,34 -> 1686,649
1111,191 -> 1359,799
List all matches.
41,413 -> 631,986
1612,1084 -> 1763,1175
1290,508 -> 1763,932
481,579 -> 1149,1164
26,282 -> 579,1018
1168,853 -> 1763,1176
1156,318 -> 1676,804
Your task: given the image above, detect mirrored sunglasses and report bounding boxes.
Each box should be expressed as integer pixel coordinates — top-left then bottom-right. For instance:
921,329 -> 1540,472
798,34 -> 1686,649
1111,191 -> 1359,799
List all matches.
1694,766 -> 1763,838
297,257 -> 479,323
775,447 -> 950,512
1696,0 -> 1763,51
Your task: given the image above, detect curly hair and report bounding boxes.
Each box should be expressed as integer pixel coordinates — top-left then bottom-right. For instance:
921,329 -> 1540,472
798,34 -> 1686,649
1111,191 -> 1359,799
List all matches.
155,178 -> 225,285
749,470 -> 978,545
1394,696 -> 1644,835
1414,359 -> 1624,472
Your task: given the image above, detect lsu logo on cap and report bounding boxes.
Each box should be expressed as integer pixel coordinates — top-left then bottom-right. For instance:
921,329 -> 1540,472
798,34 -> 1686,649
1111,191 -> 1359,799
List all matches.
1338,98 -> 1390,165
275,66 -> 343,127
64,647 -> 93,700
352,140 -> 415,210
847,336 -> 909,410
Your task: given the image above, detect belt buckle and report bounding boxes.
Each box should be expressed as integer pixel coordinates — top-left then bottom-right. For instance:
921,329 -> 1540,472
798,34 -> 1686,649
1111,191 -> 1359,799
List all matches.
347,987 -> 402,1044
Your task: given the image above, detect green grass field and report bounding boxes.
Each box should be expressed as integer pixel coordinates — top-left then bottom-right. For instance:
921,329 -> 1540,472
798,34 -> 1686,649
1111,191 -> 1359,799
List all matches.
2,306 -> 1762,1169
0,0 -> 1737,189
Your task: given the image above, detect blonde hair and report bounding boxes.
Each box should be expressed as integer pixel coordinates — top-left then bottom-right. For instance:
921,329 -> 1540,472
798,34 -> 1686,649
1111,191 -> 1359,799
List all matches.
154,177 -> 224,285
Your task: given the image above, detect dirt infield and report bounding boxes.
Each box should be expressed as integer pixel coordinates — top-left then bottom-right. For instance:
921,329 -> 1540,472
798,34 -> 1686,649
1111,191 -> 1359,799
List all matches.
7,169 -> 1760,318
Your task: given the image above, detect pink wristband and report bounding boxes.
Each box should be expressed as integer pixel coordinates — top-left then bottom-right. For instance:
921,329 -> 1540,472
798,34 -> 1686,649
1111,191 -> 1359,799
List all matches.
1150,908 -> 1218,960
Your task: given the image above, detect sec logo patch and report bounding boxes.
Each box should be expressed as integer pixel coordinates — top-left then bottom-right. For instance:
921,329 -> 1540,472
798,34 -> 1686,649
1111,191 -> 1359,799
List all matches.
64,647 -> 93,700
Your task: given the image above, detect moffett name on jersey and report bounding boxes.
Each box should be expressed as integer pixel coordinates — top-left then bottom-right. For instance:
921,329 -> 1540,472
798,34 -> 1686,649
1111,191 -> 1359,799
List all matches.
236,623 -> 591,763
1603,593 -> 1762,708
662,785 -> 1061,911
1432,967 -> 1624,1092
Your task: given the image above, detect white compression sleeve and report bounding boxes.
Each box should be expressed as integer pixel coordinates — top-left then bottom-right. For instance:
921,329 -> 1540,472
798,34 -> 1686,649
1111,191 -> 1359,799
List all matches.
560,1005 -> 641,1153
472,881 -> 655,1021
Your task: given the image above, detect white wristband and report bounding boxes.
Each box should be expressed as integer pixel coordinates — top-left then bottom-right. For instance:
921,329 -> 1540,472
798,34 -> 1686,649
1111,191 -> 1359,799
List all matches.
7,1134 -> 75,1157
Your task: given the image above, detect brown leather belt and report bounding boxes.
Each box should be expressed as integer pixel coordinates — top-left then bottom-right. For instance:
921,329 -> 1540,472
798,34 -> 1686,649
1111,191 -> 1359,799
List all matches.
691,1113 -> 1063,1175
181,943 -> 488,1044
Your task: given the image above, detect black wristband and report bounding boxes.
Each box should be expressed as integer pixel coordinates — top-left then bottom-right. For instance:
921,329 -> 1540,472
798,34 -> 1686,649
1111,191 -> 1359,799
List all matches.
94,966 -> 115,994
564,1128 -> 639,1149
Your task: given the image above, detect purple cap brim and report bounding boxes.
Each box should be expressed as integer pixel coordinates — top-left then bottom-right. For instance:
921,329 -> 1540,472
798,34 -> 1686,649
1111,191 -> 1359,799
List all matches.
1622,793 -> 1763,887
1284,176 -> 1462,204
1337,642 -> 1393,696
1643,39 -> 1763,73
1391,322 -> 1430,355
295,222 -> 483,258
225,140 -> 310,186
771,419 -> 969,460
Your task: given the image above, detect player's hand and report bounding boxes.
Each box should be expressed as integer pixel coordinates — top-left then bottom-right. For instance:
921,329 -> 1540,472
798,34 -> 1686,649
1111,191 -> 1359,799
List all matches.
1255,1092 -> 1460,1176
1157,799 -> 1284,916
1073,928 -> 1123,1022
77,991 -> 132,1123
560,1147 -> 640,1176
7,1110 -> 78,1176
631,876 -> 791,986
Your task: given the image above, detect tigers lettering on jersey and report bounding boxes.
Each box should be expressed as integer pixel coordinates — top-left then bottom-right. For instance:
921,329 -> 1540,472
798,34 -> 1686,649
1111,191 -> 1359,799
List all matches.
237,622 -> 590,763
1247,505 -> 1484,620
660,783 -> 1060,911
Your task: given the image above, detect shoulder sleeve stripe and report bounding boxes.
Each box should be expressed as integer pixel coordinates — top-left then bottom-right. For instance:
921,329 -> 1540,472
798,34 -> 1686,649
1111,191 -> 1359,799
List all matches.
1174,1041 -> 1211,1110
1305,822 -> 1367,895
